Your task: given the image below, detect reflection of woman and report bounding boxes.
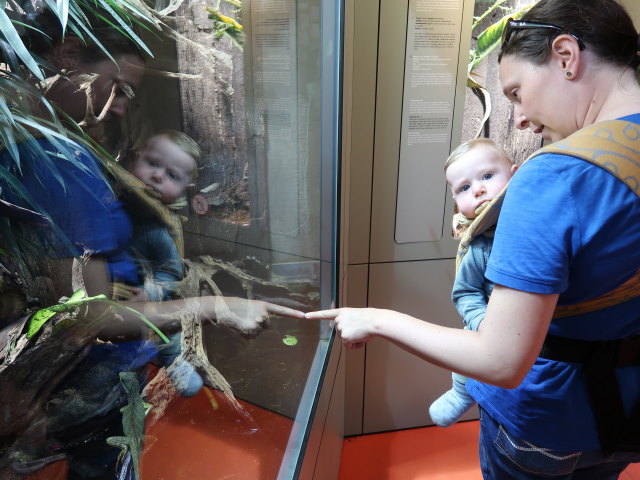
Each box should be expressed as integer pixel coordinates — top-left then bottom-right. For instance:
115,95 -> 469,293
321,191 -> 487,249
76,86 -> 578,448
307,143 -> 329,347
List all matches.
2,14 -> 302,479
308,0 -> 640,477
19,18 -> 298,331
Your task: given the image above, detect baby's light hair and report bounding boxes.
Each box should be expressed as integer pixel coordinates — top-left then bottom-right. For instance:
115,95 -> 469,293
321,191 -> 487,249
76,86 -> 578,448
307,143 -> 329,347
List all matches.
444,138 -> 513,174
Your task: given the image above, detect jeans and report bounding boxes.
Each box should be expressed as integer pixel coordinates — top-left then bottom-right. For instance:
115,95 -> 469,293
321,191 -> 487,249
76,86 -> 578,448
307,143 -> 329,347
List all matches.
478,407 -> 640,479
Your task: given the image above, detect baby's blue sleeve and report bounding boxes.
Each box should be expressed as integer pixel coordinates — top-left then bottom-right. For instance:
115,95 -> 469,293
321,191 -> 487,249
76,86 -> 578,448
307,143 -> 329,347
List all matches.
135,226 -> 183,301
451,235 -> 493,332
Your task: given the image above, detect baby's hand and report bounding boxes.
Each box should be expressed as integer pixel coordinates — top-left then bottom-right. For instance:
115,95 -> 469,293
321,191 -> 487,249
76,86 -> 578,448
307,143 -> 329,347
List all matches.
128,288 -> 149,302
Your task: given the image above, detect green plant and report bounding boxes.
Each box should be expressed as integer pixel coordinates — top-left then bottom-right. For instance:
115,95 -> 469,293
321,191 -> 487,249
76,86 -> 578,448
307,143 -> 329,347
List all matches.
207,0 -> 243,48
466,1 -> 533,137
26,288 -> 170,343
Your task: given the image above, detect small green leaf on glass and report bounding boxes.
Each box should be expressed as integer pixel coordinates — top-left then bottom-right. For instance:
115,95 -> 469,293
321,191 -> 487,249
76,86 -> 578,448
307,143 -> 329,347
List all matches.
283,335 -> 298,346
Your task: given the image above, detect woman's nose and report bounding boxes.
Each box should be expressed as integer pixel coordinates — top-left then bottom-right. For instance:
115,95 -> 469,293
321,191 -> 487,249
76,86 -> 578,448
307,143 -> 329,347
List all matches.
513,105 -> 529,130
109,97 -> 128,119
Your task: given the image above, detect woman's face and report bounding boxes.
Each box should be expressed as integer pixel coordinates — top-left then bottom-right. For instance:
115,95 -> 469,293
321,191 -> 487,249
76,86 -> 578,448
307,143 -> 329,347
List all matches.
499,54 -> 574,143
46,53 -> 144,123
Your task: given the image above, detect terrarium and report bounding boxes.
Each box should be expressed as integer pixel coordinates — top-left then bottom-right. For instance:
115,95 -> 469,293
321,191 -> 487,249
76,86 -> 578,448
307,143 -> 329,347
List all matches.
0,0 -> 339,478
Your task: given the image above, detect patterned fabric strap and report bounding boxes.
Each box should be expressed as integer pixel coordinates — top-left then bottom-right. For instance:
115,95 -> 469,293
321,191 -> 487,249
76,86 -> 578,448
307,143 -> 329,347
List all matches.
455,185 -> 507,271
536,119 -> 640,195
455,119 -> 640,316
534,120 -> 640,317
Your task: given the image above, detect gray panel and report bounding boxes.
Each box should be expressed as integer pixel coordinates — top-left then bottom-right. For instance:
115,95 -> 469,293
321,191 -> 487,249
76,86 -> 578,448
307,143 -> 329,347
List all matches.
369,0 -> 474,263
295,336 -> 344,480
311,348 -> 345,480
363,259 -> 478,433
343,264 -> 368,436
395,0 -> 465,243
344,0 -> 380,265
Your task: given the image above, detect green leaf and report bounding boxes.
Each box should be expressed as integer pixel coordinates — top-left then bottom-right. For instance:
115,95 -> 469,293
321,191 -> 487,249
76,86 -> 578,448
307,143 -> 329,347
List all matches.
0,9 -> 44,80
283,335 -> 298,346
27,309 -> 57,339
56,0 -> 69,34
476,14 -> 509,54
99,0 -> 153,57
468,4 -> 533,76
107,301 -> 170,343
0,97 -> 19,163
65,5 -> 116,65
26,290 -> 107,338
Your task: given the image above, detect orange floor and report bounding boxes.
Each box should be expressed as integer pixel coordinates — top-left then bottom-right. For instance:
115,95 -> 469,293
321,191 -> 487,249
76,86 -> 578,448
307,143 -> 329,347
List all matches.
338,420 -> 640,480
24,400 -> 640,479
26,385 -> 295,480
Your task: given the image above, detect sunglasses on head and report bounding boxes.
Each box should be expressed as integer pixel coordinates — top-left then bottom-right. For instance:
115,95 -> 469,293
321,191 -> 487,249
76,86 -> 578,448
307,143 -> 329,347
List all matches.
501,18 -> 586,51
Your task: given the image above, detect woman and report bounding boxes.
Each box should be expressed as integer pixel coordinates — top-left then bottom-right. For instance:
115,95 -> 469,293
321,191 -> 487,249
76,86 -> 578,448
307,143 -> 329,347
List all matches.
308,0 -> 640,478
2,13 -> 301,479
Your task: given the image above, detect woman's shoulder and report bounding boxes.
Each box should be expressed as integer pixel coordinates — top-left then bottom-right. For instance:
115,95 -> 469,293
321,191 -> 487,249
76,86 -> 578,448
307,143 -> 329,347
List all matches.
514,151 -> 620,186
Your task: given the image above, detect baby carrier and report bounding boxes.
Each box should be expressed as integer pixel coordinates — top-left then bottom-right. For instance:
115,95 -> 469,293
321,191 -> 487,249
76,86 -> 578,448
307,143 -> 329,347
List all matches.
458,120 -> 640,454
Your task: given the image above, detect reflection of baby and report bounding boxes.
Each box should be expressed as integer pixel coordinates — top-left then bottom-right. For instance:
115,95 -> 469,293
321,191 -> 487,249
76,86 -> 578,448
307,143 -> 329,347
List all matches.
127,130 -> 203,397
429,138 -> 517,427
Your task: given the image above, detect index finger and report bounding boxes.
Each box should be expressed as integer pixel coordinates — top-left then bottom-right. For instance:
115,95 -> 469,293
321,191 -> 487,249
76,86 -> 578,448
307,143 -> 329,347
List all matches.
305,309 -> 340,320
266,303 -> 305,318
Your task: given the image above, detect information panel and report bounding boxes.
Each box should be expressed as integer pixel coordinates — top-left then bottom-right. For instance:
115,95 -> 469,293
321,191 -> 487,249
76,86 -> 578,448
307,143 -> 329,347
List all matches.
250,0 -> 300,237
395,0 -> 464,243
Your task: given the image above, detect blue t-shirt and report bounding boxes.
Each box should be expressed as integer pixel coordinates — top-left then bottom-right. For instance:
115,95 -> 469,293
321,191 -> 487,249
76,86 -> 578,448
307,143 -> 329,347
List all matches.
467,115 -> 640,451
0,138 -> 138,285
1,138 -> 158,413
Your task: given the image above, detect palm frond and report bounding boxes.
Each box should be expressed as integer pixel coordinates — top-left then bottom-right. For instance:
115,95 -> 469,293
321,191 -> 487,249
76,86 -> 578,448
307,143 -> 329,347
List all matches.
0,8 -> 45,80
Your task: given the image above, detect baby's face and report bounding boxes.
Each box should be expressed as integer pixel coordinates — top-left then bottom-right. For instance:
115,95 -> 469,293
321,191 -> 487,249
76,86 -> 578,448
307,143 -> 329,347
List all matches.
131,136 -> 196,204
446,145 -> 516,219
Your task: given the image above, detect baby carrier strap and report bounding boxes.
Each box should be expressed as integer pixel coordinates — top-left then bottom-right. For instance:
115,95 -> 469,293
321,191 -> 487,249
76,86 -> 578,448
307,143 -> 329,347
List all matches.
534,119 -> 640,195
531,119 -> 640,455
539,119 -> 640,316
455,186 -> 506,271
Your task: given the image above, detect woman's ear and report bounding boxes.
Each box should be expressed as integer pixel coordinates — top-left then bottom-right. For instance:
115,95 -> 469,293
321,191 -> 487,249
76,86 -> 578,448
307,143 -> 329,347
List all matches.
550,34 -> 582,80
510,164 -> 519,175
51,37 -> 84,70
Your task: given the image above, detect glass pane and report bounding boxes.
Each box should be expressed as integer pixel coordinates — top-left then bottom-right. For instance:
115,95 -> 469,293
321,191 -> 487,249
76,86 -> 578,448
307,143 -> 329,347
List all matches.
0,0 -> 339,477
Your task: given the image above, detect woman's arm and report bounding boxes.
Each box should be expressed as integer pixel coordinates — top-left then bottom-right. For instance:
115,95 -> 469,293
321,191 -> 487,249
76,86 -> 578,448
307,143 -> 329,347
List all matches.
77,256 -> 305,339
306,286 -> 558,388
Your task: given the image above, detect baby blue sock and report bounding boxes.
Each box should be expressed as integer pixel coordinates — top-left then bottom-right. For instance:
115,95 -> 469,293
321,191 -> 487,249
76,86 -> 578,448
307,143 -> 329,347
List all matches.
165,358 -> 203,398
428,373 -> 475,427
158,333 -> 203,398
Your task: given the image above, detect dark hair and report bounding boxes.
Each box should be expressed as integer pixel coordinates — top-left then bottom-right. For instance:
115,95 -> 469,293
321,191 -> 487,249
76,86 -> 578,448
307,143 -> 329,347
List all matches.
25,9 -> 145,66
499,0 -> 639,81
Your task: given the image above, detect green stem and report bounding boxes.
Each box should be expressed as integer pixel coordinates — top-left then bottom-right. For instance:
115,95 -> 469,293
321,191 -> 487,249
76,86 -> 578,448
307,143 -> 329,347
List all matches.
97,299 -> 171,344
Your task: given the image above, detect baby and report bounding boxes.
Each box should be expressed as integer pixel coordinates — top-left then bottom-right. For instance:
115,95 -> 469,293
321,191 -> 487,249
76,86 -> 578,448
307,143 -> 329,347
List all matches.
127,130 -> 203,397
429,138 -> 517,427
